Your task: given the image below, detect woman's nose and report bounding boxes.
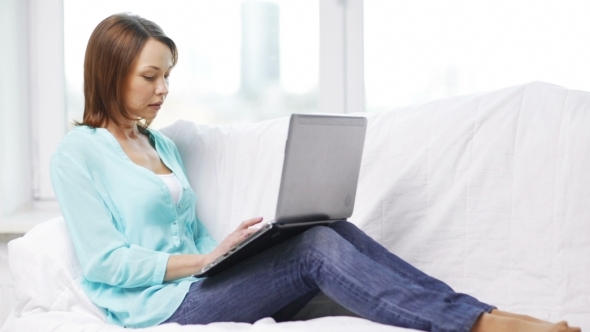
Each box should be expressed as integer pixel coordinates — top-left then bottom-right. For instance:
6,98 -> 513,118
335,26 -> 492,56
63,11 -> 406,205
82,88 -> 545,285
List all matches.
156,78 -> 169,95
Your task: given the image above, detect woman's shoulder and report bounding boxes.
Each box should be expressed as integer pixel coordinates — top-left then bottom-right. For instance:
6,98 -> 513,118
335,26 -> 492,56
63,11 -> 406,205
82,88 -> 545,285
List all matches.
54,125 -> 102,150
52,126 -> 114,165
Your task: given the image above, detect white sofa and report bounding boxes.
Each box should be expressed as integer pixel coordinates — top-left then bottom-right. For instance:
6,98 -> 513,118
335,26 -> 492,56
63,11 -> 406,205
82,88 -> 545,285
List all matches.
2,81 -> 589,331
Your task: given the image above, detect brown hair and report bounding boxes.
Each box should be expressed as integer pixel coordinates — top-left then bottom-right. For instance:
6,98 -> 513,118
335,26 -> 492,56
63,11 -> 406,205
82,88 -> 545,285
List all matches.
78,13 -> 178,129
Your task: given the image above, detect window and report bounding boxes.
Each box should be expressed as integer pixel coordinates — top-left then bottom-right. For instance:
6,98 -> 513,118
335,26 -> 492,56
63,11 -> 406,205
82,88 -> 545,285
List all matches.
31,0 -> 353,200
364,0 -> 590,112
64,0 -> 320,128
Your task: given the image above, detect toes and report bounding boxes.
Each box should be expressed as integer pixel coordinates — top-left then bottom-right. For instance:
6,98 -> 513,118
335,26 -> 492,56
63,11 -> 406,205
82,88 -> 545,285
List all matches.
555,321 -> 569,332
554,320 -> 582,332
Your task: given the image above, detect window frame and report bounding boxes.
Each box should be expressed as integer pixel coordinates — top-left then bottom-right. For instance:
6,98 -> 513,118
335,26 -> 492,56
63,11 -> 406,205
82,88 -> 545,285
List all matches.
319,0 -> 365,115
30,0 -> 68,201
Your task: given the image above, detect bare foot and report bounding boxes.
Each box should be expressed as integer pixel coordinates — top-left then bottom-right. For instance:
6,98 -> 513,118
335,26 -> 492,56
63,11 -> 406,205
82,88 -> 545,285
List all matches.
490,309 -> 552,325
488,310 -> 582,332
472,313 -> 581,332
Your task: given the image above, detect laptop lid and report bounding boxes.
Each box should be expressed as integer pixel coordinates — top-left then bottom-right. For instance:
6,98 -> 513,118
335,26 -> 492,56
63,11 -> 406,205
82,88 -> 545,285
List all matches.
275,114 -> 367,224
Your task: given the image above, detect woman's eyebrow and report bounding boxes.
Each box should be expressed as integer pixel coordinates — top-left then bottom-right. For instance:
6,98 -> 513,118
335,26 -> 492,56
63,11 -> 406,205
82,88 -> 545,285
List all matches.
141,65 -> 173,71
142,65 -> 161,70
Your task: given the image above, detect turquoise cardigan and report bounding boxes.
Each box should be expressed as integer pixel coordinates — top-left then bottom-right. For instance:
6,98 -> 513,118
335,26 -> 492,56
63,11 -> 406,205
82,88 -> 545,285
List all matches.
50,126 -> 217,328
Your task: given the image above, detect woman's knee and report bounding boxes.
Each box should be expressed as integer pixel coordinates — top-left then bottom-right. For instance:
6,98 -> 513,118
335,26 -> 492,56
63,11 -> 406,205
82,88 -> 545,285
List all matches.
299,226 -> 349,254
329,220 -> 357,232
328,220 -> 364,240
302,226 -> 338,242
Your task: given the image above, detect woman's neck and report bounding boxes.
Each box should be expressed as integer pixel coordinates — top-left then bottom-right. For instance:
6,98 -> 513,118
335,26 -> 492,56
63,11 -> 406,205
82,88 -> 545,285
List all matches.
105,121 -> 143,141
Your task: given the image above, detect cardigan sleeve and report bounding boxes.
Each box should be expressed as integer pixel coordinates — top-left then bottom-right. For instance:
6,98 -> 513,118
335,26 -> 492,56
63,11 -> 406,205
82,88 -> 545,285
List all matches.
50,152 -> 170,288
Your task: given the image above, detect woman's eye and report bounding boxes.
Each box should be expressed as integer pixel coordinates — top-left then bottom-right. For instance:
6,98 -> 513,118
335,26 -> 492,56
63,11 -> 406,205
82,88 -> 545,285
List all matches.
143,76 -> 155,81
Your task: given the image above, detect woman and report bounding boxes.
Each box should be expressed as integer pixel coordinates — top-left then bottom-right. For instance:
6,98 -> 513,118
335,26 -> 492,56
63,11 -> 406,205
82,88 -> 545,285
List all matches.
50,13 -> 581,332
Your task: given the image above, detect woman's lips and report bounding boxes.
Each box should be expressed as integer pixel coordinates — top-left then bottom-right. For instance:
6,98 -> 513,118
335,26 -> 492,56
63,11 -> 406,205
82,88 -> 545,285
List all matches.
149,102 -> 163,110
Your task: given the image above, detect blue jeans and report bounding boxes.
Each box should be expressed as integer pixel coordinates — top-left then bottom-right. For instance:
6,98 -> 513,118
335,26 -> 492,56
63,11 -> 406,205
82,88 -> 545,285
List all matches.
161,221 -> 495,332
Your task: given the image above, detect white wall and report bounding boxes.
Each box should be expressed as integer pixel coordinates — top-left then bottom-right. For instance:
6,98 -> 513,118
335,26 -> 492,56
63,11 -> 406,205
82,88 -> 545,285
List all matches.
29,0 -> 66,200
0,0 -> 32,220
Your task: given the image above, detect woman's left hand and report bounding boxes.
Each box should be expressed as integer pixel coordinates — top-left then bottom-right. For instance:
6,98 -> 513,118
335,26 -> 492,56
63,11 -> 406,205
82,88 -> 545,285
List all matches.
205,217 -> 264,263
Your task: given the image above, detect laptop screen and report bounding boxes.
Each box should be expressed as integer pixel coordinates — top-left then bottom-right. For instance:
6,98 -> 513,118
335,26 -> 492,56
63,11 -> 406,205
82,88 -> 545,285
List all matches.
275,114 -> 367,224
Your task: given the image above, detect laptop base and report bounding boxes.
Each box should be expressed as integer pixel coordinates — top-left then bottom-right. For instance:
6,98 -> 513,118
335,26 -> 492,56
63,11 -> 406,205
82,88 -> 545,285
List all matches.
193,220 -> 340,278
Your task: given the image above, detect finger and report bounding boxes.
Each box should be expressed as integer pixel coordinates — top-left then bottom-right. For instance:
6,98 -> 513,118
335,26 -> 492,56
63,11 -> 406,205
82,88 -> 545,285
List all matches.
235,228 -> 259,240
238,228 -> 257,236
237,216 -> 264,230
244,228 -> 259,236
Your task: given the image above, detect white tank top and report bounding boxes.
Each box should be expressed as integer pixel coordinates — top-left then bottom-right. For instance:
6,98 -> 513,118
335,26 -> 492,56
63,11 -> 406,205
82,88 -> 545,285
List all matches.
157,172 -> 183,205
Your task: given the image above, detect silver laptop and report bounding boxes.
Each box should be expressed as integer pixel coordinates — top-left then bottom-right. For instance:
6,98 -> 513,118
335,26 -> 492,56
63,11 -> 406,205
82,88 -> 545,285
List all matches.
194,114 -> 367,278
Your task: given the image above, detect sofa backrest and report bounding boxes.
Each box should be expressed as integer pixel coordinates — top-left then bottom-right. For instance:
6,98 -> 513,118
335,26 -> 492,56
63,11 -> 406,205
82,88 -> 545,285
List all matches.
161,81 -> 590,328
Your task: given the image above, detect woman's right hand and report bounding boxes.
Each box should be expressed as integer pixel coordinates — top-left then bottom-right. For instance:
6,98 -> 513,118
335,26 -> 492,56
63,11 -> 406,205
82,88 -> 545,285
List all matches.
205,217 -> 264,265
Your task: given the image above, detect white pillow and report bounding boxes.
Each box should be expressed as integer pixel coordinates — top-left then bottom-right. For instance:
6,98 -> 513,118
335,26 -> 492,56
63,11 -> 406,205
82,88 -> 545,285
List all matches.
159,118 -> 290,242
7,217 -> 105,320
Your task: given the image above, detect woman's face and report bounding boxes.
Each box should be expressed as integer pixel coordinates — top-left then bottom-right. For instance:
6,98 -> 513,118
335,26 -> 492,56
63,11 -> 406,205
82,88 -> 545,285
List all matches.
124,38 -> 173,122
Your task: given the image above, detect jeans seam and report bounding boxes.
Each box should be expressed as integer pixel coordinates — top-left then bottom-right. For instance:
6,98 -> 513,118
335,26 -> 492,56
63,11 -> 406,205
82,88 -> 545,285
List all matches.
331,270 -> 430,329
331,222 -> 452,293
313,249 -> 431,330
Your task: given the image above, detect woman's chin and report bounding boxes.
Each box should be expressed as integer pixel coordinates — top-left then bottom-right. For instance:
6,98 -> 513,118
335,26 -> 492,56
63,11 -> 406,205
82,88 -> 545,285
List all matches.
141,110 -> 158,122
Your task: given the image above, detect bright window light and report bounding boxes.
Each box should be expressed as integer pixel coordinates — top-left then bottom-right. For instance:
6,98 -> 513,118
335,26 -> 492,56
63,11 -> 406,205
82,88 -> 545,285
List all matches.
364,0 -> 590,111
